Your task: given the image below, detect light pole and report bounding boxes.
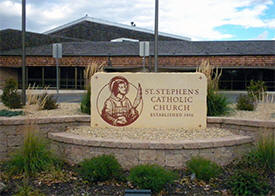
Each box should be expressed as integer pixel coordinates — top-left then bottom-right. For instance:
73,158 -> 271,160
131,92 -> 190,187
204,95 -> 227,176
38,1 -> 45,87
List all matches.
22,0 -> 26,105
154,0 -> 159,72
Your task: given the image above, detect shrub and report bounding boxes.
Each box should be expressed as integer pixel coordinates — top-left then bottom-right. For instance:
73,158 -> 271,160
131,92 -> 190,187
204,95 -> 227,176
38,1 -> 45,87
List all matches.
236,94 -> 255,111
247,80 -> 267,101
5,124 -> 61,175
227,170 -> 270,196
26,84 -> 40,105
196,59 -> 222,92
78,154 -> 123,182
128,164 -> 177,193
207,89 -> 231,116
236,135 -> 274,173
252,135 -> 274,172
38,93 -> 58,110
80,88 -> 90,114
186,156 -> 221,182
1,79 -> 22,109
0,109 -> 24,117
81,62 -> 105,114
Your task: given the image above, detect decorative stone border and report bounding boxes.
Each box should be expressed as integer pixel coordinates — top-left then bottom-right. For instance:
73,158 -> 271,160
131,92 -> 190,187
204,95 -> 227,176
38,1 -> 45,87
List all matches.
207,117 -> 275,140
0,115 -> 90,160
1,115 -> 274,167
49,132 -> 253,169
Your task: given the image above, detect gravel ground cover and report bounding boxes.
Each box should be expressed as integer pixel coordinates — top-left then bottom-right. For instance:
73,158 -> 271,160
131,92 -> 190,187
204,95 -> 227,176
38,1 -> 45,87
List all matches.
68,126 -> 235,141
227,103 -> 275,121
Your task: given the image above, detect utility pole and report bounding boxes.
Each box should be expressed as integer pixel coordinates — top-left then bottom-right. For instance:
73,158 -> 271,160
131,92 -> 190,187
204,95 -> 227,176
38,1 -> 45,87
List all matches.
154,0 -> 159,72
22,0 -> 26,105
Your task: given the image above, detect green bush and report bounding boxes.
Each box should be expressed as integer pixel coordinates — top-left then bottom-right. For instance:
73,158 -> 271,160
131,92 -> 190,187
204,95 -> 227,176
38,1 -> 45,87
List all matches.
38,93 -> 58,110
78,154 -> 122,182
5,125 -> 61,175
252,135 -> 274,172
236,94 -> 255,111
0,109 -> 24,117
80,88 -> 90,114
128,164 -> 177,193
186,156 -> 221,182
207,89 -> 230,116
228,170 -> 270,196
247,80 -> 267,101
236,135 -> 274,173
256,136 -> 275,172
1,79 -> 22,109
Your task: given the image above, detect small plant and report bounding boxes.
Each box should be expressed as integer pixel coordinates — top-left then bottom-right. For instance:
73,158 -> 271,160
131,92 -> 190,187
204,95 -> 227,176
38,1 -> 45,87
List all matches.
186,156 -> 221,182
15,183 -> 45,196
36,166 -> 72,186
128,164 -> 177,193
84,62 -> 105,89
78,154 -> 123,183
252,135 -> 274,172
227,169 -> 270,196
80,88 -> 91,114
81,62 -> 105,114
5,124 -> 62,176
236,94 -> 255,111
197,60 -> 230,116
1,79 -> 22,109
207,89 -> 231,116
0,109 -> 24,117
26,84 -> 40,105
38,93 -> 58,110
247,80 -> 267,101
234,134 -> 274,176
196,59 -> 222,92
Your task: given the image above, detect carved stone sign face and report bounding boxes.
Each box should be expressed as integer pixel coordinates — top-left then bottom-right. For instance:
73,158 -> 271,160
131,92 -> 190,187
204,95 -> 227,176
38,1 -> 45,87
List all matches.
91,73 -> 207,129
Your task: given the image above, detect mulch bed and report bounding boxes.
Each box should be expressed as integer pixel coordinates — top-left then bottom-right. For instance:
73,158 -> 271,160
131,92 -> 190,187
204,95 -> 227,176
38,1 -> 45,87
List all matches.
1,163 -> 274,196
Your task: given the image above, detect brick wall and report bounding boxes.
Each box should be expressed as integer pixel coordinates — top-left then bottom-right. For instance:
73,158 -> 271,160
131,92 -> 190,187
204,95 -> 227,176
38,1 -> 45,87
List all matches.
0,55 -> 274,68
0,67 -> 18,88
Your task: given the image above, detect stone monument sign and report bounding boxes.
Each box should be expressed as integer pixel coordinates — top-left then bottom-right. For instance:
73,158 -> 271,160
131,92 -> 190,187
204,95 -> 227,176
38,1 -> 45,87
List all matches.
91,73 -> 207,129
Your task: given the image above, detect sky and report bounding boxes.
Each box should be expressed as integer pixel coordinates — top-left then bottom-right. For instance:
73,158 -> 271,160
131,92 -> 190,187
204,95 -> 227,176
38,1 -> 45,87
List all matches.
0,0 -> 275,41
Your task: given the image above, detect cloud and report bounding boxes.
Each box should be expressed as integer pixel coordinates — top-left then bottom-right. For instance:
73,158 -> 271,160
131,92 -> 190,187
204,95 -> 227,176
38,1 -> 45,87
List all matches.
256,31 -> 269,39
0,0 -> 274,40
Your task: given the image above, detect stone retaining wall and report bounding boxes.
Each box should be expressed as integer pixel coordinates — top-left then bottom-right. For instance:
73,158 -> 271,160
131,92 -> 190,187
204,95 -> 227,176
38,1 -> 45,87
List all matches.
207,117 -> 275,140
0,115 -> 90,160
0,115 -> 274,165
49,132 -> 253,169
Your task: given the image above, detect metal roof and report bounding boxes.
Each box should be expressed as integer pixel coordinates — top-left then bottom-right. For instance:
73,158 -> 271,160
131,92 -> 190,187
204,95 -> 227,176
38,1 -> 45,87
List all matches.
43,16 -> 191,41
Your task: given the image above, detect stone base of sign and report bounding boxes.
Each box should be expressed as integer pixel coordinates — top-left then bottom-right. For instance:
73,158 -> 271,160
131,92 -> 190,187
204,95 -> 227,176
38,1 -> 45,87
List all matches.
1,115 -> 273,163
49,132 -> 253,169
